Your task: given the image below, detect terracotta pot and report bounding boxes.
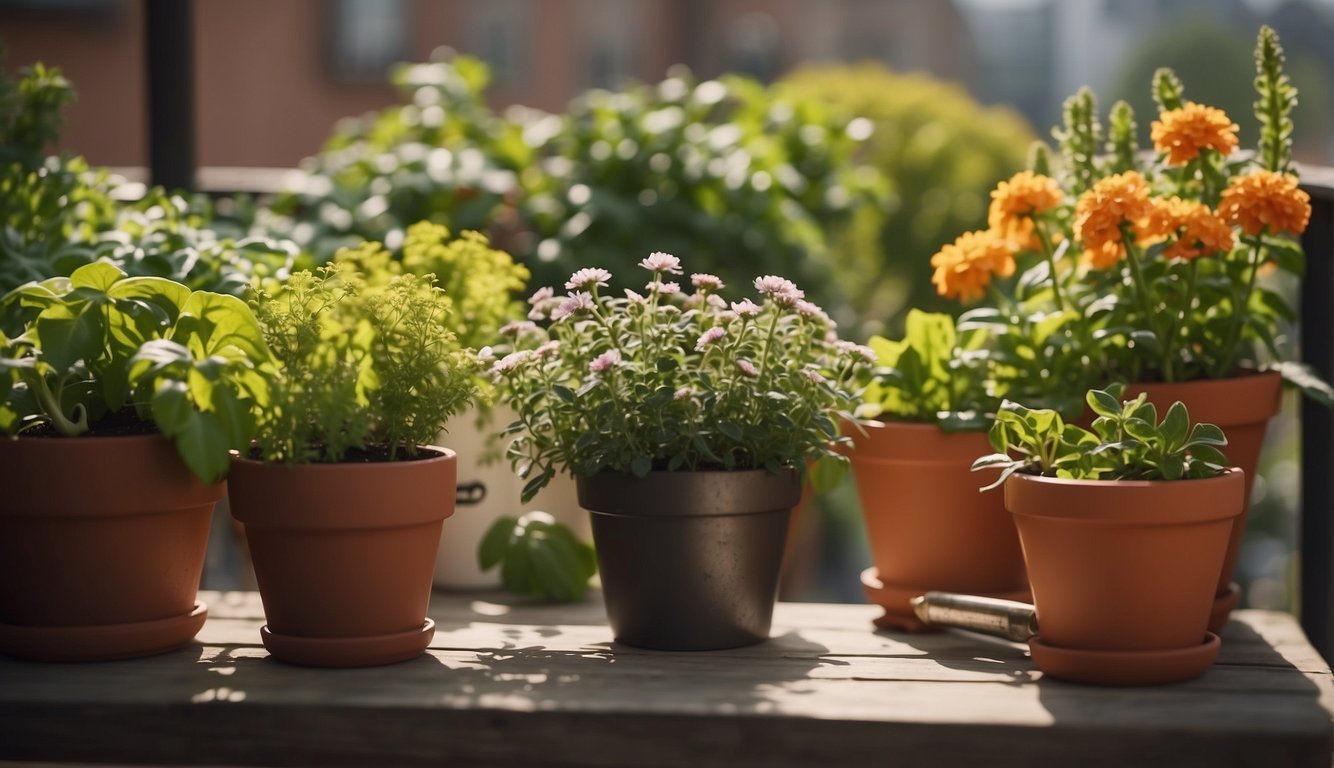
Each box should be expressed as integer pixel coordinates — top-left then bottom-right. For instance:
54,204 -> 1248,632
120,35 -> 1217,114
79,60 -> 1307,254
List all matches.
0,434 -> 219,661
228,447 -> 457,667
1005,470 -> 1245,685
848,421 -> 1028,630
1125,371 -> 1282,630
577,468 -> 800,651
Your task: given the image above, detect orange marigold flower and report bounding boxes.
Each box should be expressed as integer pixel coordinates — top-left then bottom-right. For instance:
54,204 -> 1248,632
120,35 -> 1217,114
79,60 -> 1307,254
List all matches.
930,230 -> 1016,302
1073,171 -> 1154,269
1150,102 -> 1240,166
1140,197 -> 1235,260
988,170 -> 1064,251
1218,170 -> 1312,237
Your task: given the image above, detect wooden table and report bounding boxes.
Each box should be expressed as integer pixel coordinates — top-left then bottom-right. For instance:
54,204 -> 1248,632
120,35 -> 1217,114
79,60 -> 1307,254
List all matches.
2,590 -> 1332,767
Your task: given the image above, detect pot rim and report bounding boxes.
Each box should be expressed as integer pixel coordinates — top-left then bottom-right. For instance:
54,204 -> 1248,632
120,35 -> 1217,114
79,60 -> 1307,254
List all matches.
228,445 -> 458,530
1124,369 -> 1282,426
230,445 -> 456,472
1005,466 -> 1242,491
1005,468 -> 1245,526
577,466 -> 801,518
846,418 -> 990,463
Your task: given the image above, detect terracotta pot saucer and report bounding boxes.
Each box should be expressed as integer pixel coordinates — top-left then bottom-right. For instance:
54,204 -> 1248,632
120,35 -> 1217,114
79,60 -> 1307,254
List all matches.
1028,632 -> 1220,686
1209,583 -> 1242,633
0,601 -> 208,662
260,619 -> 436,667
861,567 -> 1031,633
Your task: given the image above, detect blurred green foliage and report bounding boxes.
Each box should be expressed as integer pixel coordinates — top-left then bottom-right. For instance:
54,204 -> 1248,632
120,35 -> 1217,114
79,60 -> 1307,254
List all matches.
780,64 -> 1035,338
267,55 -> 884,313
0,62 -> 296,296
267,57 -> 526,261
1113,16 -> 1333,161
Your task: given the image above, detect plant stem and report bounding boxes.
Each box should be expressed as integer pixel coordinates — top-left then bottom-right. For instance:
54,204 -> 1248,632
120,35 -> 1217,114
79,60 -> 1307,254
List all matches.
1214,235 -> 1265,379
1121,228 -> 1162,378
1034,224 -> 1066,312
1159,258 -> 1199,383
28,370 -> 87,436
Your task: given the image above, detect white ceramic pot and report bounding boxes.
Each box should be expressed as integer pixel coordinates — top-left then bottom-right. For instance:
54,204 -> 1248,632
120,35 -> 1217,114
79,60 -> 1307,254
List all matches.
433,406 -> 589,589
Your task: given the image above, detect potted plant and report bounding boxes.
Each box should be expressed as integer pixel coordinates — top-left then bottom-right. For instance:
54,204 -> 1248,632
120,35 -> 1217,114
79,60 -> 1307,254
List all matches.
0,262 -> 268,661
948,26 -> 1331,630
331,221 -> 575,591
493,254 -> 869,650
850,309 -> 1028,631
974,387 -> 1243,685
227,259 -> 482,667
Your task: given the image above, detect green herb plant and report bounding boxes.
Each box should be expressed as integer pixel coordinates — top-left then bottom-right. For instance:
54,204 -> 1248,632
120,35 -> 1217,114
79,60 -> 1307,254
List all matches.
972,386 -> 1230,491
248,258 -> 483,464
858,309 -> 991,430
333,221 -> 529,353
0,261 -> 270,482
478,511 -> 597,603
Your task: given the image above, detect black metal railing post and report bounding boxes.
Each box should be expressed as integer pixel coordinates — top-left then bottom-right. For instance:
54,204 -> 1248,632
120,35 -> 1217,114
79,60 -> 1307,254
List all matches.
144,0 -> 196,191
1299,182 -> 1334,662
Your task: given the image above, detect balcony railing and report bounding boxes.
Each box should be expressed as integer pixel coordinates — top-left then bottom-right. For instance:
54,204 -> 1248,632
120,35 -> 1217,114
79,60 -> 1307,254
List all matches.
1299,167 -> 1334,662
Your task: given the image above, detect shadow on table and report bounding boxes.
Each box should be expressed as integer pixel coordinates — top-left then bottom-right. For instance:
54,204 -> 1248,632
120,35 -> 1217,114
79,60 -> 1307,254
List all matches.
887,628 -> 1037,687
186,628 -> 844,717
1026,619 -> 1331,765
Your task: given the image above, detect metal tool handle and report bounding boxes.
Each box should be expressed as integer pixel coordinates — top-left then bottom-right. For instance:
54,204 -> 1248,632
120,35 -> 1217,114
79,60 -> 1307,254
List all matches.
910,591 -> 1038,642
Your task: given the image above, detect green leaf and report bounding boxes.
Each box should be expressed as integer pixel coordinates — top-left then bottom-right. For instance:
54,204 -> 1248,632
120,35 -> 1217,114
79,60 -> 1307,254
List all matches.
1086,388 -> 1123,419
1159,452 -> 1185,481
971,453 -> 1015,471
521,469 -> 553,503
151,379 -> 195,436
478,516 -> 517,570
808,453 -> 846,493
1189,444 -> 1230,468
1160,401 -> 1189,449
1271,361 -> 1334,408
173,292 -> 269,361
34,303 -> 105,374
1186,422 -> 1228,447
630,454 -> 652,477
529,529 -> 590,602
500,535 -> 533,595
68,261 -> 124,291
718,422 -> 743,442
107,277 -> 189,324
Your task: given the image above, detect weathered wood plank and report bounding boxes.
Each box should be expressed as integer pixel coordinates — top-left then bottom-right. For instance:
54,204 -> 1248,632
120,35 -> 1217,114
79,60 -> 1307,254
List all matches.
1,592 -> 1331,768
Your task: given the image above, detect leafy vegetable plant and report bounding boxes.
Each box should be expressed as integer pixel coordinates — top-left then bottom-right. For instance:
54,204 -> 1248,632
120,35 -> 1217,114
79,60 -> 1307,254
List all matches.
0,261 -> 270,482
858,309 -> 991,430
478,511 -> 597,603
248,259 -> 483,464
972,386 -> 1230,491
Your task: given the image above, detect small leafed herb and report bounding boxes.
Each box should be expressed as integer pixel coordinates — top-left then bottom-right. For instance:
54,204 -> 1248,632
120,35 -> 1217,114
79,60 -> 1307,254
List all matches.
478,512 -> 597,603
248,261 -> 482,464
972,386 -> 1230,491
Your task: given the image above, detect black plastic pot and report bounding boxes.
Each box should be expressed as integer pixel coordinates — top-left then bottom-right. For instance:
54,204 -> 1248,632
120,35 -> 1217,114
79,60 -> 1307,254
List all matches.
577,468 -> 800,651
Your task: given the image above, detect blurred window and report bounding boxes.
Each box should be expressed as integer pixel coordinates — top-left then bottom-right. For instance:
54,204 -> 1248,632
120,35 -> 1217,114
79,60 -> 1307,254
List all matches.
470,0 -> 530,85
330,0 -> 409,81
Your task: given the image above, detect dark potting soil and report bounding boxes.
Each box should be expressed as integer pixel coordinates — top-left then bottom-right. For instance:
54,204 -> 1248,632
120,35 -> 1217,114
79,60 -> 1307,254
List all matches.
243,445 -> 444,464
21,408 -> 159,438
